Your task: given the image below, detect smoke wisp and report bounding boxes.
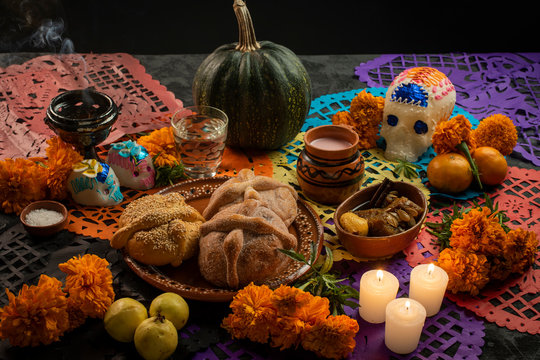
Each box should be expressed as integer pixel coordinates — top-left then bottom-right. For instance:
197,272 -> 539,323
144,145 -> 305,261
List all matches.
30,18 -> 74,54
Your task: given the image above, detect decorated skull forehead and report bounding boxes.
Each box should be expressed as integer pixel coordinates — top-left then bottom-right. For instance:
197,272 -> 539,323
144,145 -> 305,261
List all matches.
380,67 -> 456,162
68,159 -> 124,206
107,140 -> 155,190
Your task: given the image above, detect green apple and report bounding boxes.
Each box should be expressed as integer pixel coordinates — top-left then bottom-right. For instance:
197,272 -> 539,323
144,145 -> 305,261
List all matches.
149,292 -> 189,330
104,297 -> 148,342
134,316 -> 178,360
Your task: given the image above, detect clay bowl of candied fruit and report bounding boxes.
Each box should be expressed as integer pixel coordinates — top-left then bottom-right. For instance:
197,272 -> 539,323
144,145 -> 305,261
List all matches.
334,180 -> 427,259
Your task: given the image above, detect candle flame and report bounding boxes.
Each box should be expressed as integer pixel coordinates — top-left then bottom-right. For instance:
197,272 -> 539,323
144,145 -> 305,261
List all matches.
405,300 -> 410,310
376,270 -> 383,282
428,263 -> 435,276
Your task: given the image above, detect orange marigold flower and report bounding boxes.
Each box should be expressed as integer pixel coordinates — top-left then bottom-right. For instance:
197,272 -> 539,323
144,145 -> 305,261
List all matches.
449,207 -> 507,256
0,158 -> 47,214
505,228 -> 538,274
221,283 -> 276,343
355,126 -> 380,150
472,114 -> 517,156
45,136 -> 83,200
488,255 -> 513,282
137,127 -> 180,168
349,90 -> 385,126
295,293 -> 331,326
432,114 -> 476,155
270,284 -> 312,317
333,114 -> 379,150
0,275 -> 69,347
437,248 -> 490,295
331,90 -> 384,150
332,111 -> 379,149
331,111 -> 354,127
58,254 -> 115,319
66,298 -> 88,331
301,314 -> 359,359
269,315 -> 305,350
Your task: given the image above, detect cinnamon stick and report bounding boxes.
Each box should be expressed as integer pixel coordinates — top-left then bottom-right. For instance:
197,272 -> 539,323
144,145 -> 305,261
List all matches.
368,178 -> 393,209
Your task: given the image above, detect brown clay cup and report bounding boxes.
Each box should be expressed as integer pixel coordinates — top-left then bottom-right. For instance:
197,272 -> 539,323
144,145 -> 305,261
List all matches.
296,125 -> 364,205
20,200 -> 69,237
334,181 -> 427,259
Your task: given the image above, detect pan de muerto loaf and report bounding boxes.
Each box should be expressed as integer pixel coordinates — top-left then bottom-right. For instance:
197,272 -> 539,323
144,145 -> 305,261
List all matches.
199,198 -> 298,289
110,192 -> 205,266
202,168 -> 298,227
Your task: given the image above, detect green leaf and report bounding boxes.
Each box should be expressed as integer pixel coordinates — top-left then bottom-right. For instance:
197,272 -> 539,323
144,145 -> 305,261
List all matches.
456,141 -> 483,190
319,246 -> 334,274
154,161 -> 188,187
481,193 -> 511,232
283,246 -> 358,315
393,159 -> 421,179
341,286 -> 360,297
309,241 -> 318,265
278,248 -> 307,263
321,274 -> 342,284
297,278 -> 316,291
343,300 -> 360,309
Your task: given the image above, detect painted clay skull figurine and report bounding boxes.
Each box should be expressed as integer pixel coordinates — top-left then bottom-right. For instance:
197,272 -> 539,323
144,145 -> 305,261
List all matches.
106,140 -> 155,190
68,159 -> 124,206
380,67 -> 456,161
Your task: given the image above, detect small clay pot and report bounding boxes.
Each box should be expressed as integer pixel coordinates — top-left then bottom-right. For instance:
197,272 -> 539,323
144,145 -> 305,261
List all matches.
20,200 -> 69,237
334,182 -> 427,259
296,125 -> 364,204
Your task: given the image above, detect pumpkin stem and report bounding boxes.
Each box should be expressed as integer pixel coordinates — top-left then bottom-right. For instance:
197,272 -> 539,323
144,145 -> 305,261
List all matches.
233,0 -> 261,52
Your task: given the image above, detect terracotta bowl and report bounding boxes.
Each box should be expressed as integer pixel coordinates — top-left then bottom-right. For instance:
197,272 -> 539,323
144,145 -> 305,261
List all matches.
20,200 -> 69,237
334,181 -> 427,259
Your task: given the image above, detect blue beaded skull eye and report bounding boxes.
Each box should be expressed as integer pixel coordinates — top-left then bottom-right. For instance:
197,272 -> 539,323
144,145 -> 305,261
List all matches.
414,120 -> 428,134
387,115 -> 398,126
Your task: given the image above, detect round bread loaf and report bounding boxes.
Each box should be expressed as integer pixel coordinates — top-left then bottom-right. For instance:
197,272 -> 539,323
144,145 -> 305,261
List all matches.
203,168 -> 298,227
199,198 -> 297,289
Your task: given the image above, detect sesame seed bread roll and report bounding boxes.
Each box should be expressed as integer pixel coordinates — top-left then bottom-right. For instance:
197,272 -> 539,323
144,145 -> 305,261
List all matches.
111,192 -> 205,267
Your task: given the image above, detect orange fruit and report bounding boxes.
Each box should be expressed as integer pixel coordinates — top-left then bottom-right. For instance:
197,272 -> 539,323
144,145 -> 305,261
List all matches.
427,153 -> 473,193
472,146 -> 508,186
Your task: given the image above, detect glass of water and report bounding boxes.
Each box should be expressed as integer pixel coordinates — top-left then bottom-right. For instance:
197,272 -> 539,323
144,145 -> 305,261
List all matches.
171,105 -> 228,178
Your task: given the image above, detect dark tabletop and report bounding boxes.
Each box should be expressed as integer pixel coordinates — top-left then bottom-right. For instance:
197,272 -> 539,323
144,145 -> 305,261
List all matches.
0,53 -> 538,360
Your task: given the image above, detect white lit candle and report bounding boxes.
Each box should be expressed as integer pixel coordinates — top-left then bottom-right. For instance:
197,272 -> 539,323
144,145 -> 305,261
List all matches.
385,298 -> 426,354
359,269 -> 399,323
409,263 -> 449,316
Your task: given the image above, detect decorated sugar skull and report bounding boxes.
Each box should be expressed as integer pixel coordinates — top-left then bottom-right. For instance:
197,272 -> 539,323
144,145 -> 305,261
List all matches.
380,67 -> 456,161
106,140 -> 155,190
68,159 -> 124,206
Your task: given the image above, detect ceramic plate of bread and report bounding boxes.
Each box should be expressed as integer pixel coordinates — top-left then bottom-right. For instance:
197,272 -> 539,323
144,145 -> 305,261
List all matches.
112,169 -> 324,302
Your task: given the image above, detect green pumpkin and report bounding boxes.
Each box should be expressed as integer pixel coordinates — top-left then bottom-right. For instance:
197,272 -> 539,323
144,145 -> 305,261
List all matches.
192,0 -> 312,150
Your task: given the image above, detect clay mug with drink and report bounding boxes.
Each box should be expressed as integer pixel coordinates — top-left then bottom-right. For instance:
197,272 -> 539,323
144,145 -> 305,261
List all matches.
296,124 -> 364,204
171,105 -> 228,178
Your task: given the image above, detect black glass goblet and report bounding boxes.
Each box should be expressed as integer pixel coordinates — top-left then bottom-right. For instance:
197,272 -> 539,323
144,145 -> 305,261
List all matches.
45,89 -> 119,160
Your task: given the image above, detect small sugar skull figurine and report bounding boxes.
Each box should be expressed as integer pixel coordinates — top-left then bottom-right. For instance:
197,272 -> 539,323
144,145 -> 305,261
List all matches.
380,67 -> 456,161
106,140 -> 155,190
68,159 -> 124,206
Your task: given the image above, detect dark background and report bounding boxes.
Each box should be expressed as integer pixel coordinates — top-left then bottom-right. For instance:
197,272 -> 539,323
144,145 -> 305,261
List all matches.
0,0 -> 538,55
